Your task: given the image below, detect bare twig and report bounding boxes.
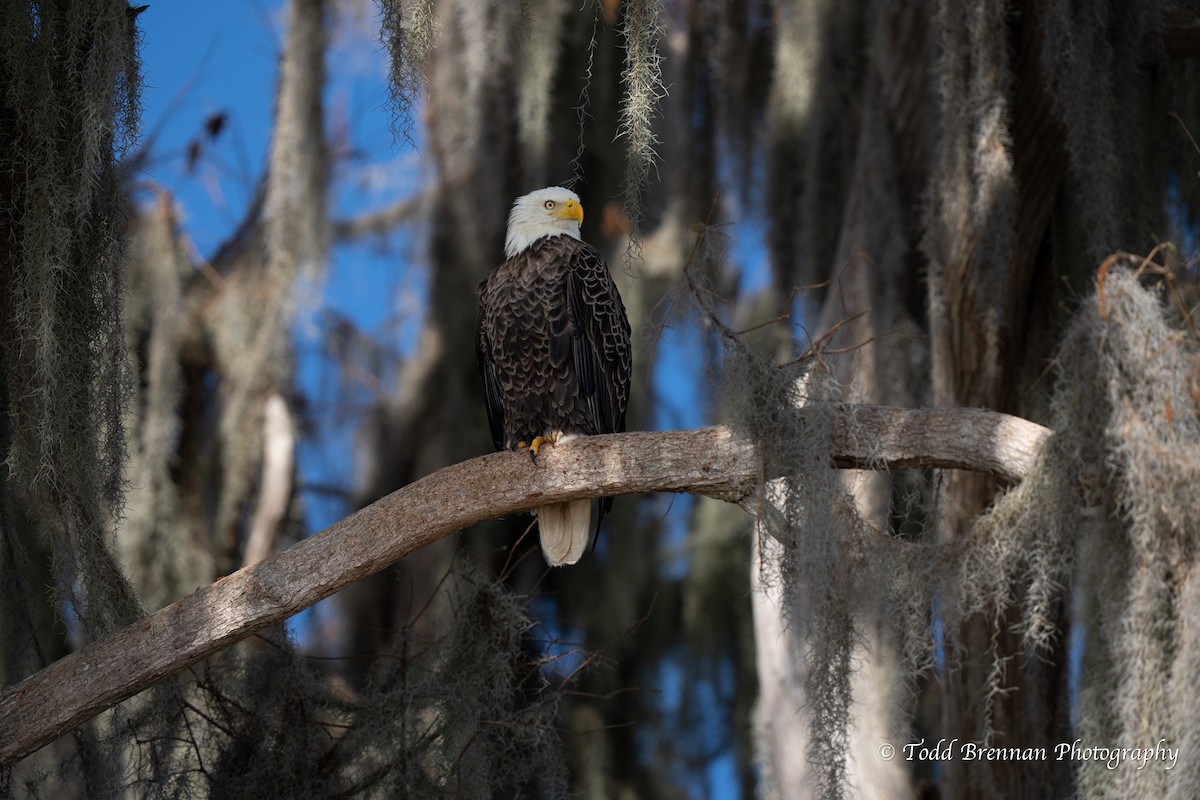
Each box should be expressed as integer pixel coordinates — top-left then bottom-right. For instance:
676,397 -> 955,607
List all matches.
331,192 -> 427,241
1168,112 -> 1200,164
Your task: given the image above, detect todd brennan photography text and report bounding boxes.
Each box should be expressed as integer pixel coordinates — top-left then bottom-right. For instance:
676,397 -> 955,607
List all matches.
877,738 -> 1179,771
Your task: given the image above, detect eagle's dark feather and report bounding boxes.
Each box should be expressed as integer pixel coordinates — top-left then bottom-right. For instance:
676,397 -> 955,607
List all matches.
476,234 -> 632,517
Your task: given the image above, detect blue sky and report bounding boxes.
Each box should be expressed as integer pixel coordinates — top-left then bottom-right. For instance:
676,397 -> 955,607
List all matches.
138,2 -> 278,253
138,0 -> 425,532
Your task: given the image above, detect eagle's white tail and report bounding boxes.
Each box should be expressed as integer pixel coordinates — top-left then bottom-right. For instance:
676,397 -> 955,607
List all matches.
536,499 -> 597,566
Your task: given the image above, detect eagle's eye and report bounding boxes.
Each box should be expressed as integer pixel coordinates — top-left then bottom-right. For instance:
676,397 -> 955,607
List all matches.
543,200 -> 556,210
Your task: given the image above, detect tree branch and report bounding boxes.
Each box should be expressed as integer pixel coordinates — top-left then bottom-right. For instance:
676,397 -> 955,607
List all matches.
828,404 -> 1048,482
331,192 -> 427,242
0,405 -> 1051,764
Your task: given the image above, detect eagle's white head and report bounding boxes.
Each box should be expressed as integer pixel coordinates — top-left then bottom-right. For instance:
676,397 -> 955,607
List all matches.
504,186 -> 584,259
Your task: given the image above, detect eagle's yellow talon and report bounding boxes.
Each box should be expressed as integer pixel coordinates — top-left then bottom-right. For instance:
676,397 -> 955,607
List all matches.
528,433 -> 558,462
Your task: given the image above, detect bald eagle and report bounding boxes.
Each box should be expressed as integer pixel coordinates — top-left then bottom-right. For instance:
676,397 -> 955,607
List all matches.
476,187 -> 632,566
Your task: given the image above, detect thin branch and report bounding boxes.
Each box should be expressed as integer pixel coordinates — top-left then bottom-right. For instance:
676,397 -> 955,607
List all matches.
331,192 -> 426,241
0,407 -> 1052,764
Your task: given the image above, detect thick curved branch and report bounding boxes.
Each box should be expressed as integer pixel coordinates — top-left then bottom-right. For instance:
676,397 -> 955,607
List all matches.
0,406 -> 1051,764
828,404 -> 1048,482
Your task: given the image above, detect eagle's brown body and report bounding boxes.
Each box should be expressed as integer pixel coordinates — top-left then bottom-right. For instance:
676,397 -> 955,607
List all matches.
476,232 -> 631,565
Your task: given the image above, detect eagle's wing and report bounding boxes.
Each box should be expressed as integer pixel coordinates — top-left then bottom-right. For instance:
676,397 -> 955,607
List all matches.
475,300 -> 507,452
564,241 -> 632,438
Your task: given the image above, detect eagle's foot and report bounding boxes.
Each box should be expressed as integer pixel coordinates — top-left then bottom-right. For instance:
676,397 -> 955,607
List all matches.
527,432 -> 558,463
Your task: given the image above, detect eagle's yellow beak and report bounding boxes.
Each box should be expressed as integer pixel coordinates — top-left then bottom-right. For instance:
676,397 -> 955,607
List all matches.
556,199 -> 584,226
